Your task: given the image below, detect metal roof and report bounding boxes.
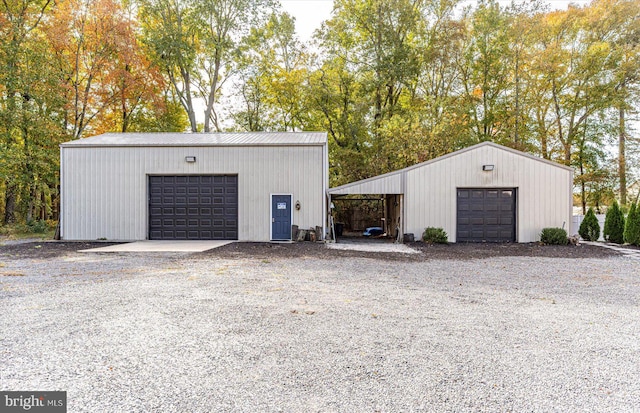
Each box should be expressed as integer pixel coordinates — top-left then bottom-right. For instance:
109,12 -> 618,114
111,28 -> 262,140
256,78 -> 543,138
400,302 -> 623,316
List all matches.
328,141 -> 573,195
60,132 -> 328,147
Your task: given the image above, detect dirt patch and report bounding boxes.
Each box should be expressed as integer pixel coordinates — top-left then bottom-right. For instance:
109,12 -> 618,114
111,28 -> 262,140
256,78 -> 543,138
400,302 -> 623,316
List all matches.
0,240 -> 623,261
411,241 -> 621,259
195,241 -> 418,261
0,241 -> 122,259
198,240 -> 621,261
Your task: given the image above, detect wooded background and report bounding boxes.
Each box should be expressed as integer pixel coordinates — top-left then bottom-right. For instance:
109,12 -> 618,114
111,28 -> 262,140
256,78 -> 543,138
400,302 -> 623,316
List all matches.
1,0 -> 638,225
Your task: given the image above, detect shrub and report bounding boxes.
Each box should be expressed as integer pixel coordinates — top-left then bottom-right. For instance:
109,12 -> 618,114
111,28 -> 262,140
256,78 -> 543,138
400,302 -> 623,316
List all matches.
422,227 -> 448,243
603,200 -> 625,244
540,228 -> 568,245
25,220 -> 48,234
578,207 -> 600,241
624,202 -> 640,246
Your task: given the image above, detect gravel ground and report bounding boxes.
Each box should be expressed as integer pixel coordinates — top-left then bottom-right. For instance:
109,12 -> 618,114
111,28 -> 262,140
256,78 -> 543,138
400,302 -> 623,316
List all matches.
1,243 -> 639,412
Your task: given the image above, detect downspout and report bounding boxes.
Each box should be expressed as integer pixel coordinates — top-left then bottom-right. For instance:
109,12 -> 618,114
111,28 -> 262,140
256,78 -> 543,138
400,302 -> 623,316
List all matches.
323,139 -> 329,240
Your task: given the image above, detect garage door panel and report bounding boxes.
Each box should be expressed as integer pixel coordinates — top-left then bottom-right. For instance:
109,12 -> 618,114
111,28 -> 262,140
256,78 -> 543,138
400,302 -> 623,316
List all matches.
457,188 -> 515,242
486,230 -> 498,238
149,175 -> 238,240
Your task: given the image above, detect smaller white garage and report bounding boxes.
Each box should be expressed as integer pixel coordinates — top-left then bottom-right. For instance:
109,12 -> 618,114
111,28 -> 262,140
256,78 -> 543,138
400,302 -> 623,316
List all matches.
60,132 -> 328,242
328,142 -> 573,243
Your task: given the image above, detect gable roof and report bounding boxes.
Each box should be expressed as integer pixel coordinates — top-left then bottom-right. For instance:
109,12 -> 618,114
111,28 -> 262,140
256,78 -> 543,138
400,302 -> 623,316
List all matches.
60,132 -> 327,147
328,141 -> 572,195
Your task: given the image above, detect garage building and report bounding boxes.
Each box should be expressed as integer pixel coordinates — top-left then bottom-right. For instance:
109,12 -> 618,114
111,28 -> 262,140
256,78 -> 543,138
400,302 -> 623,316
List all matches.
60,132 -> 328,241
328,142 -> 573,243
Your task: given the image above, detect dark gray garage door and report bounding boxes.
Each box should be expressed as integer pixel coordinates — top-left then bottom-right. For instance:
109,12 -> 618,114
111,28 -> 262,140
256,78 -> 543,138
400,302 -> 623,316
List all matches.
149,175 -> 238,240
457,188 -> 515,242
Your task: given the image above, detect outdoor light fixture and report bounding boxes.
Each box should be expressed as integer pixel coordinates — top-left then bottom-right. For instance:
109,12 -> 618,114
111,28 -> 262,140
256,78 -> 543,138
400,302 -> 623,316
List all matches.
482,164 -> 494,171
185,156 -> 196,163
295,200 -> 301,210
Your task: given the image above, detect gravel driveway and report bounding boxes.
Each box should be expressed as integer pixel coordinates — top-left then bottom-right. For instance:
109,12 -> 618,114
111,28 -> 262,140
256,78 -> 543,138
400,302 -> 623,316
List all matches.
1,243 -> 639,412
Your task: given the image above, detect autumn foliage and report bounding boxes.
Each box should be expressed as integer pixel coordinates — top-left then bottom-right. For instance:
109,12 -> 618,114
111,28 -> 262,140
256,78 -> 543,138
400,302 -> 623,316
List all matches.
0,0 -> 639,226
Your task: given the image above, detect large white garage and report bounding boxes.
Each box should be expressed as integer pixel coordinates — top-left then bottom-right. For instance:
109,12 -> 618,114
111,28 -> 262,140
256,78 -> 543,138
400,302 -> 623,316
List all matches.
60,132 -> 328,242
328,142 -> 573,243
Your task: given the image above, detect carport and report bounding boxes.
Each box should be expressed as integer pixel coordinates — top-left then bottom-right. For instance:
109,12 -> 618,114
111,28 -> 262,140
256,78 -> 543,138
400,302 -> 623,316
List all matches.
328,171 -> 405,243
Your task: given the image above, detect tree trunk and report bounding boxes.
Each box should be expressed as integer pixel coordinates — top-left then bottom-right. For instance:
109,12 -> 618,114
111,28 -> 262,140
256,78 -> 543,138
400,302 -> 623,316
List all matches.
619,104 -> 627,206
4,182 -> 17,224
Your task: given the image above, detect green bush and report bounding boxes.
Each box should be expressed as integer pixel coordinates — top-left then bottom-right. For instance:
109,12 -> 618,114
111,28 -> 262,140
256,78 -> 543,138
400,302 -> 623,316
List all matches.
422,227 -> 448,243
25,220 -> 49,234
540,228 -> 568,245
624,202 -> 640,246
603,200 -> 625,244
578,207 -> 600,241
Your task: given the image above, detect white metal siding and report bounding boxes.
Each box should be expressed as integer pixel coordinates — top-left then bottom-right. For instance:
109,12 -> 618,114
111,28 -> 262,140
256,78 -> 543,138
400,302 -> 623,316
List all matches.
404,145 -> 572,242
328,172 -> 403,195
61,145 -> 325,241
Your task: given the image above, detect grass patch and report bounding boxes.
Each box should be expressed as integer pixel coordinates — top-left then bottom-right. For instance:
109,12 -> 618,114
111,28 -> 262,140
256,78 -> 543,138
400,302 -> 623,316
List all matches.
0,222 -> 56,241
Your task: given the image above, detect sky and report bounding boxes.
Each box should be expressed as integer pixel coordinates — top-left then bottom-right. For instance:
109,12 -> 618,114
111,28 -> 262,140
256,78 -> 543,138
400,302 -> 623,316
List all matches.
280,0 -> 335,41
280,0 -> 594,41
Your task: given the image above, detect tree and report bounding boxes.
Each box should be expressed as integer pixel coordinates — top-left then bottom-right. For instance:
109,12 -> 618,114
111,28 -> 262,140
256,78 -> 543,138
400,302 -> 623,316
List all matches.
314,0 -> 465,184
624,202 -> 639,245
0,0 -> 58,223
139,0 -> 275,132
460,0 -> 512,144
91,4 -> 175,134
232,12 -> 311,132
46,0 -> 146,139
603,200 -> 625,243
579,207 -> 600,241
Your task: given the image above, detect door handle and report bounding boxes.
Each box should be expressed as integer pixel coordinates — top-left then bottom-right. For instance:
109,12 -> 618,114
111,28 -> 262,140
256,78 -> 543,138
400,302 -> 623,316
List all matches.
272,218 -> 275,222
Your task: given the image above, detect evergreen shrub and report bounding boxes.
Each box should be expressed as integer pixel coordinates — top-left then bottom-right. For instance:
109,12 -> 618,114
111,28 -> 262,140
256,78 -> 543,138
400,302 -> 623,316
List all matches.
578,207 -> 600,241
603,201 -> 625,244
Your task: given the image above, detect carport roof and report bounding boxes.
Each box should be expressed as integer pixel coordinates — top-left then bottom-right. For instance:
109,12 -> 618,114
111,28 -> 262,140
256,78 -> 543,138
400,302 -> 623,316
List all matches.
328,141 -> 572,195
61,132 -> 328,147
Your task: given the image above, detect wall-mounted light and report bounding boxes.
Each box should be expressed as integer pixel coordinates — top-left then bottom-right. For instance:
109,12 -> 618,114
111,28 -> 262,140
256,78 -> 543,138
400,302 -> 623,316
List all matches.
185,156 -> 196,163
482,164 -> 494,171
295,200 -> 301,210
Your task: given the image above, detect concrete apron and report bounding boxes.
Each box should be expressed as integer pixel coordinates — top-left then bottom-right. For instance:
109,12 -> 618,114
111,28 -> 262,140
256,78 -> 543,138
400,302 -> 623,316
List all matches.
326,241 -> 419,254
79,240 -> 233,253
